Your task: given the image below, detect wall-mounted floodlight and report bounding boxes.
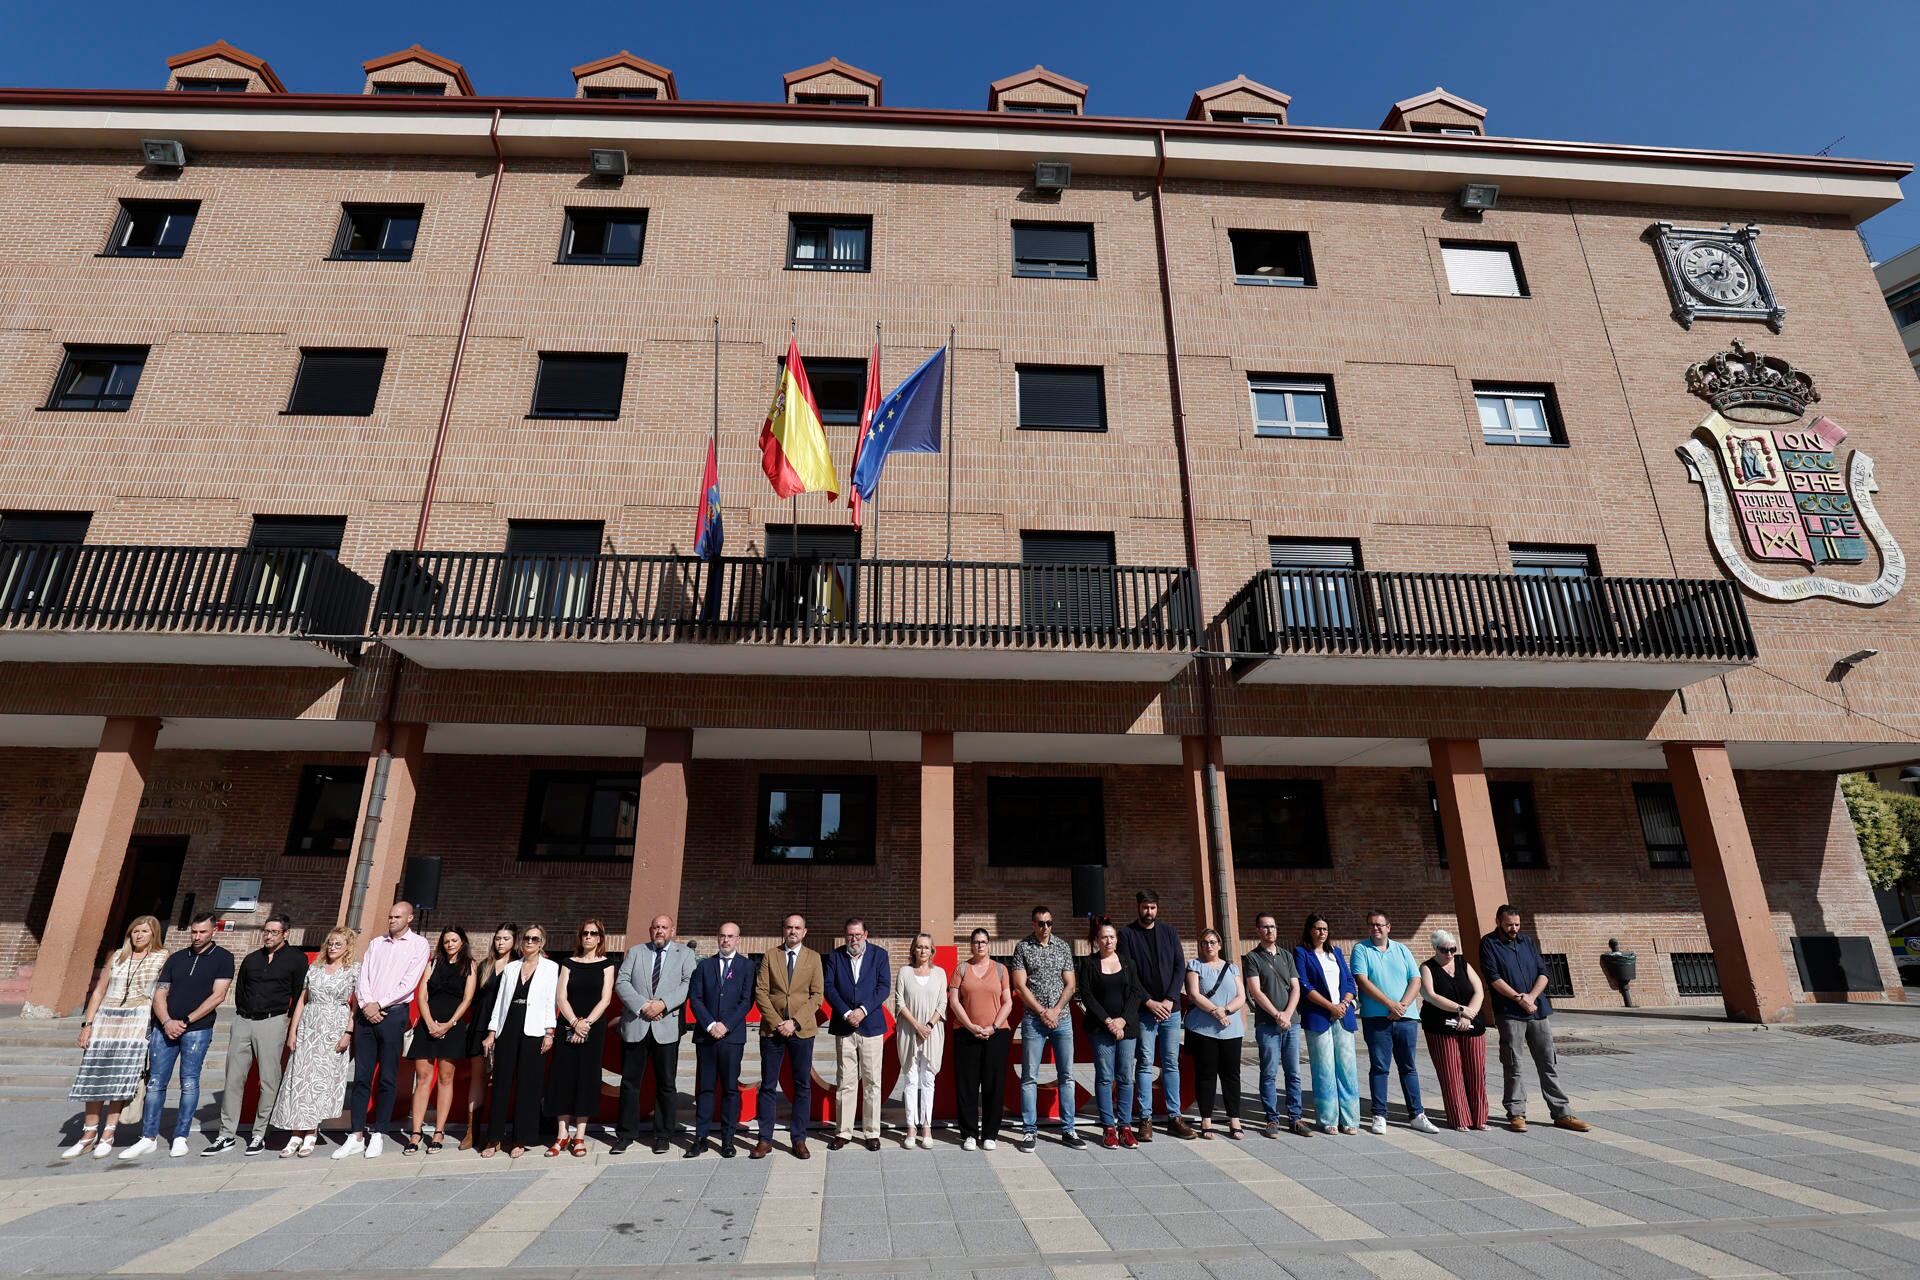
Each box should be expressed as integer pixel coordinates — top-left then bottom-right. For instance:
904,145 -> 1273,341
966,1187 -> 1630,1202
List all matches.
1034,161 -> 1071,192
1457,182 -> 1499,211
589,148 -> 629,180
142,138 -> 187,169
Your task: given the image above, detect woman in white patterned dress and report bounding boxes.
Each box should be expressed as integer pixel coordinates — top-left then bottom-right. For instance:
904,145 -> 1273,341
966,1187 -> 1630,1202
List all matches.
63,915 -> 167,1160
271,926 -> 358,1157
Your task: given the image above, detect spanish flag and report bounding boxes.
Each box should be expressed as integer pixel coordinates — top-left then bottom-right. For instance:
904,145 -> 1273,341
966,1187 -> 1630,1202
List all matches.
760,337 -> 838,500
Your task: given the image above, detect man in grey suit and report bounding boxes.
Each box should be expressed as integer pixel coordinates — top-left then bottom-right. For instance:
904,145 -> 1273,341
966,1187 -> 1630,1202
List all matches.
613,914 -> 698,1154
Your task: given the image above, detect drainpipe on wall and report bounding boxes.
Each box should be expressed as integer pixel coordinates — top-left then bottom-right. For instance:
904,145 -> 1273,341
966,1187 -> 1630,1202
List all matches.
345,746 -> 393,931
1150,129 -> 1235,934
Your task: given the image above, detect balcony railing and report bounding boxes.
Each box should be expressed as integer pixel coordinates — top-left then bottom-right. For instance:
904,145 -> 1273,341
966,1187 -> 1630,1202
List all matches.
374,552 -> 1199,653
0,543 -> 374,660
1221,569 -> 1756,671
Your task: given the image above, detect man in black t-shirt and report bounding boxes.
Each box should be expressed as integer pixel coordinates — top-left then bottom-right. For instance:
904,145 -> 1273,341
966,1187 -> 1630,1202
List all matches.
121,913 -> 234,1160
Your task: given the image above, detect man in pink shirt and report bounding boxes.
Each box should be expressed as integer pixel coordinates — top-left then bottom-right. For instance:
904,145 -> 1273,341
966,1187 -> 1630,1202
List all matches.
333,901 -> 430,1159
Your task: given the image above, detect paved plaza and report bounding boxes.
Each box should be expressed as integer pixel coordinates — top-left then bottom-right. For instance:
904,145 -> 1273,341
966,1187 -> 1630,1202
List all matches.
2,1001 -> 1918,1279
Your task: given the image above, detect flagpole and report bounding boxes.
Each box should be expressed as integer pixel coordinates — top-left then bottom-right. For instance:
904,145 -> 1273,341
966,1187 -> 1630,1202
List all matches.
870,321 -> 881,561
944,324 -> 956,639
709,315 -> 720,617
788,318 -> 799,560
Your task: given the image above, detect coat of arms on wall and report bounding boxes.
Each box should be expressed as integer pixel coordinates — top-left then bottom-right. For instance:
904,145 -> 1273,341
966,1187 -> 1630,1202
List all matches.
1677,341 -> 1904,605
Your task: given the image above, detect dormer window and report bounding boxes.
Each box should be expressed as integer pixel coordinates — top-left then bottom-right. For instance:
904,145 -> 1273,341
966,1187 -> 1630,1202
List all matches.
371,81 -> 447,96
361,45 -> 473,97
1005,101 -> 1076,115
1187,76 -> 1291,126
176,78 -> 249,92
572,51 -> 677,101
989,65 -> 1088,115
583,87 -> 657,100
1212,112 -> 1281,125
794,93 -> 868,105
783,58 -> 881,107
1381,87 -> 1487,136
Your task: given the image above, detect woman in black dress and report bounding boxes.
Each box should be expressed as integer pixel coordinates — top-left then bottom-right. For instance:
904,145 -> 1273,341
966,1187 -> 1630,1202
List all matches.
545,917 -> 616,1156
460,923 -> 517,1150
403,927 -> 476,1153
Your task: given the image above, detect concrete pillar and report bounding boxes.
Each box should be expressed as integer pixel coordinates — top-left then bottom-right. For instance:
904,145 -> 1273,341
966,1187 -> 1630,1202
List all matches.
336,721 -> 428,937
627,727 -> 692,936
1180,735 -> 1239,941
1429,738 -> 1509,958
1663,741 -> 1796,1023
920,731 -> 956,948
24,716 -> 161,1018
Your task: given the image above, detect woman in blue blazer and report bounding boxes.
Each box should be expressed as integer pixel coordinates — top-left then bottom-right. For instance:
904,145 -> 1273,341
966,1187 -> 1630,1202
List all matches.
1294,913 -> 1361,1134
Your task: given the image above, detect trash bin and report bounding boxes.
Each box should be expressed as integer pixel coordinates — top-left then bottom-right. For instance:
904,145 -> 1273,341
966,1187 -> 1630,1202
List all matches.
1599,938 -> 1638,1006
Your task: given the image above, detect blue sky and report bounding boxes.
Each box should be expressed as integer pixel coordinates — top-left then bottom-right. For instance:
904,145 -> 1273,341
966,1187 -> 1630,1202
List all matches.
5,0 -> 1918,255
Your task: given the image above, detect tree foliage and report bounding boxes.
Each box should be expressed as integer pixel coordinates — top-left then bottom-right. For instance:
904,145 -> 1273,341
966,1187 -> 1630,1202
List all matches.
1840,773 -> 1917,890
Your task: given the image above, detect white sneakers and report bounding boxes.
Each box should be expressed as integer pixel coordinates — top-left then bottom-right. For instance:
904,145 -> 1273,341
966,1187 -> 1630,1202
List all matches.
961,1137 -> 978,1151
331,1133 -> 366,1160
1410,1114 -> 1439,1134
1369,1115 -> 1388,1135
980,1138 -> 996,1151
365,1133 -> 384,1159
169,1137 -> 190,1157
119,1136 -> 157,1160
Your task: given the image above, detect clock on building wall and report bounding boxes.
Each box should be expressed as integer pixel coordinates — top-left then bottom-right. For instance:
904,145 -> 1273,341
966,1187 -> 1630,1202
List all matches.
1649,222 -> 1784,332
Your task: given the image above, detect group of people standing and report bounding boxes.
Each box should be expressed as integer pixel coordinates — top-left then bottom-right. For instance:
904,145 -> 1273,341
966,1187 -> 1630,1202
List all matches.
58,893 -> 1587,1160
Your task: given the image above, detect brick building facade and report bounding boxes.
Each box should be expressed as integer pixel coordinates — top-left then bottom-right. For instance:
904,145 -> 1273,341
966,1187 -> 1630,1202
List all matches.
1,43 -> 1915,1022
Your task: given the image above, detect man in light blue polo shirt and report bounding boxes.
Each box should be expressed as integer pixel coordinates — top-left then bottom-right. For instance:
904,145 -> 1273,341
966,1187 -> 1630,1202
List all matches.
1350,909 -> 1437,1135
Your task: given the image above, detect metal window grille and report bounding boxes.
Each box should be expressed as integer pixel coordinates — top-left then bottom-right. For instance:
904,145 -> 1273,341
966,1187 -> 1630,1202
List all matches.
1634,782 -> 1691,867
1671,952 -> 1721,996
1542,953 -> 1575,999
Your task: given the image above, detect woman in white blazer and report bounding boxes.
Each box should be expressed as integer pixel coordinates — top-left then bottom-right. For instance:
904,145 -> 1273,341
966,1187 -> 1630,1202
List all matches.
480,925 -> 558,1157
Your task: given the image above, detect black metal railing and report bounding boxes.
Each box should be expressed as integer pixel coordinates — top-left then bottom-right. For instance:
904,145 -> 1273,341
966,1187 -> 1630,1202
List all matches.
0,543 -> 374,658
373,552 -> 1199,652
1671,952 -> 1722,996
1221,569 -> 1757,665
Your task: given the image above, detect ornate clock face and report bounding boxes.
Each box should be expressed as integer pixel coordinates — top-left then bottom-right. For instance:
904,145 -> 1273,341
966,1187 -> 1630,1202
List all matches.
1679,243 -> 1754,305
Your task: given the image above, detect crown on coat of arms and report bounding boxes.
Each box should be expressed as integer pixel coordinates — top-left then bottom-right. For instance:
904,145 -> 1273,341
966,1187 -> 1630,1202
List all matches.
1684,340 -> 1820,423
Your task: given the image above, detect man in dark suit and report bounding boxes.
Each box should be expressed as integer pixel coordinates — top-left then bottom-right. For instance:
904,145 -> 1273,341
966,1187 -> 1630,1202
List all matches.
823,916 -> 891,1152
686,921 -> 754,1158
752,912 -> 824,1159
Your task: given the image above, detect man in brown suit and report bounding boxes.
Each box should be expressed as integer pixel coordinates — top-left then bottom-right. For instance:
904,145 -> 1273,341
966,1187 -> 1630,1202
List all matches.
752,913 -> 824,1159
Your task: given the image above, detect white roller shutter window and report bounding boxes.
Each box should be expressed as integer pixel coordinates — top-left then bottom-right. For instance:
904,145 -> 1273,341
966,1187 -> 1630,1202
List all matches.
1442,243 -> 1523,297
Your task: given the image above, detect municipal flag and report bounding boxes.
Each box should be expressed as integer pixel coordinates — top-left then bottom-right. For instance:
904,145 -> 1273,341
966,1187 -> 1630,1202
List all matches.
694,438 -> 723,559
847,340 -> 882,527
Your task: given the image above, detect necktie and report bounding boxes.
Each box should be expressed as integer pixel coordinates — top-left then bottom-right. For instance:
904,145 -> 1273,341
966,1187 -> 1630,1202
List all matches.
720,957 -> 731,984
650,945 -> 663,990
787,949 -> 796,981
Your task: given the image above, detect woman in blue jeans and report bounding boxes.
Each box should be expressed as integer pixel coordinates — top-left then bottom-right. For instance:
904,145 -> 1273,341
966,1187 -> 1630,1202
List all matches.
1293,914 -> 1360,1134
1075,920 -> 1144,1150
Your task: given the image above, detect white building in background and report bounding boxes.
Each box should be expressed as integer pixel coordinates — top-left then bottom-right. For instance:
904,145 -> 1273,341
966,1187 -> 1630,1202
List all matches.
1875,242 -> 1920,376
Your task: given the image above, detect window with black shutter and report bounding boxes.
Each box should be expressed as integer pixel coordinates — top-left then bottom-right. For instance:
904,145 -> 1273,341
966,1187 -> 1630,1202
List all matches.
175,77 -> 249,92
371,81 -> 446,95
755,774 -> 878,864
0,511 -> 90,612
47,346 -> 147,412
284,765 -> 368,856
520,770 -> 639,861
1634,781 -> 1691,867
1429,780 -> 1546,868
1016,365 -> 1106,431
559,209 -> 647,265
1012,222 -> 1095,278
764,525 -> 860,625
502,520 -> 604,621
785,356 -> 867,425
1228,779 -> 1332,869
286,349 -> 386,416
237,516 -> 346,611
105,200 -> 199,258
330,204 -> 422,261
531,352 -> 627,419
1020,531 -> 1116,631
988,777 -> 1106,867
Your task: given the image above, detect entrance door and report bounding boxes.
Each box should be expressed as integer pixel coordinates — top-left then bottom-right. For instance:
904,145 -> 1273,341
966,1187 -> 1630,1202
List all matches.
29,834 -> 191,970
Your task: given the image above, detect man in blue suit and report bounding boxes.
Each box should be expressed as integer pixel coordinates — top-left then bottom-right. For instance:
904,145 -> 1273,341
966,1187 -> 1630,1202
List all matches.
824,917 -> 891,1151
686,921 -> 754,1158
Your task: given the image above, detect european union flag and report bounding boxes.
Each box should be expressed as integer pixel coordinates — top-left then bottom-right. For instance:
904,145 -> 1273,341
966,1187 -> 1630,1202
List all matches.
849,346 -> 944,502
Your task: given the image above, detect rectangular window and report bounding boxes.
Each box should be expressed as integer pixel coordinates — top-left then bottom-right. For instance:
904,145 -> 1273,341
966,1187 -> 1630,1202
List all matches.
1430,780 -> 1545,868
502,520 -> 603,620
793,93 -> 868,105
559,209 -> 647,265
284,764 -> 367,856
236,515 -> 346,612
249,515 -> 346,555
1510,543 -> 1601,641
1441,242 -> 1527,297
371,81 -> 446,95
1229,229 -> 1315,286
531,352 -> 626,419
1267,538 -> 1363,632
988,776 -> 1106,867
1634,781 -> 1691,867
175,78 -> 248,92
286,348 -> 386,416
1249,375 -> 1338,439
755,774 -> 877,864
105,200 -> 199,258
1411,122 -> 1480,136
1003,101 -> 1076,114
1016,364 -> 1106,432
1228,779 -> 1332,869
787,215 -> 871,272
1890,286 -> 1920,330
1012,221 -> 1095,279
0,511 -> 90,613
764,524 -> 859,625
1211,111 -> 1281,125
583,87 -> 658,100
1542,953 -> 1575,998
787,356 -> 867,425
1671,952 -> 1720,995
1474,383 -> 1564,446
47,345 -> 147,412
520,770 -> 638,861
331,204 -> 422,262
1020,531 -> 1117,630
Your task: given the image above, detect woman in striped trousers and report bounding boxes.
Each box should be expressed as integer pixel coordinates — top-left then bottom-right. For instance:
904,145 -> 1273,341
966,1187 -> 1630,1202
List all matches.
1418,930 -> 1489,1131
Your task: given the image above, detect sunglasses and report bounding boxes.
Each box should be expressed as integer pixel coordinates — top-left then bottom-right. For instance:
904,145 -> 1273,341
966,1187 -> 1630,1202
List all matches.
1035,919 -> 1054,928
580,929 -> 601,936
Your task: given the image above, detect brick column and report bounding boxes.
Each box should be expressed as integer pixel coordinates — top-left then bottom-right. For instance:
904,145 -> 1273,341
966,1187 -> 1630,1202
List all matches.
920,731 -> 956,948
336,721 -> 428,937
1429,738 -> 1509,957
24,716 -> 161,1018
1180,735 -> 1239,941
1663,741 -> 1796,1023
627,727 -> 693,936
